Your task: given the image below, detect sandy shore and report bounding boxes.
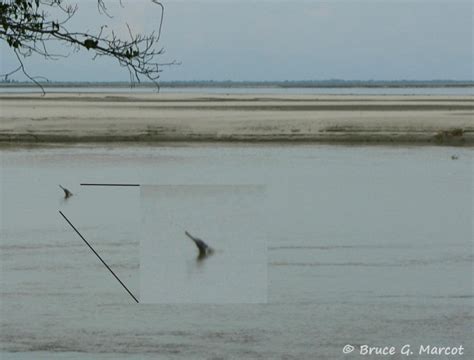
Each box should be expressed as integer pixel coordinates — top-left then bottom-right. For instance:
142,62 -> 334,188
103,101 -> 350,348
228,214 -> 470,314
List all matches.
0,93 -> 472,144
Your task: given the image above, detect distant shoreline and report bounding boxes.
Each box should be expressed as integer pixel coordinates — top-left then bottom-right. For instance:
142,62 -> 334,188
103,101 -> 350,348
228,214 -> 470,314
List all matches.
1,80 -> 473,89
1,93 -> 472,146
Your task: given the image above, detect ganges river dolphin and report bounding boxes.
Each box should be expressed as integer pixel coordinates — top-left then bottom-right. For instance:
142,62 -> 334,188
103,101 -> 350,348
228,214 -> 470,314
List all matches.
185,231 -> 214,260
59,184 -> 73,199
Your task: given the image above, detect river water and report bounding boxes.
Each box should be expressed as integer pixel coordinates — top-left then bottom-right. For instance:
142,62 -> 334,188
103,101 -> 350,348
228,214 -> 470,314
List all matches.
0,86 -> 472,95
1,144 -> 472,359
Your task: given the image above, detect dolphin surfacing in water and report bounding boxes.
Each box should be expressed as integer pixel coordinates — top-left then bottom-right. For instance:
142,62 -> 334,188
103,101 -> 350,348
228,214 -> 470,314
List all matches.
59,184 -> 73,199
185,231 -> 214,260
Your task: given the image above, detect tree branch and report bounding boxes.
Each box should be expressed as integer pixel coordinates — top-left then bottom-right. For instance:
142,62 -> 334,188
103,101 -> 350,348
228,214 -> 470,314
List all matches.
0,0 -> 175,90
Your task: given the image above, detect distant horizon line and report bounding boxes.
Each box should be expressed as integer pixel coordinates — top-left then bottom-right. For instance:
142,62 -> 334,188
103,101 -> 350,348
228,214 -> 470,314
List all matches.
1,79 -> 473,88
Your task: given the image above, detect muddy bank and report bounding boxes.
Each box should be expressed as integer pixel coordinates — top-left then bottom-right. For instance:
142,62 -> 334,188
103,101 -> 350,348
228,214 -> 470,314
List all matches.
0,93 -> 472,145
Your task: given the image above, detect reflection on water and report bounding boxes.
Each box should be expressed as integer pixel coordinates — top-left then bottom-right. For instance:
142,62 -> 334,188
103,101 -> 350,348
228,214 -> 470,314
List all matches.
1,144 -> 472,359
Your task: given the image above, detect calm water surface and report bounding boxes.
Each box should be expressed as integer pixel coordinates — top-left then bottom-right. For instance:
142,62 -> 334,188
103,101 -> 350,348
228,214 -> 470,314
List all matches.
141,185 -> 267,304
0,86 -> 472,95
1,144 -> 472,359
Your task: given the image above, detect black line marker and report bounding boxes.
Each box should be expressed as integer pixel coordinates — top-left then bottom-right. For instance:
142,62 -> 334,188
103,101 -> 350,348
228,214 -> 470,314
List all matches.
80,183 -> 141,187
59,211 -> 139,304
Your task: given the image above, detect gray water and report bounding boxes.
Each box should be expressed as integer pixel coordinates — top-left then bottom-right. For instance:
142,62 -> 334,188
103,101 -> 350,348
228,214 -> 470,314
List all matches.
1,144 -> 472,359
141,185 -> 267,304
0,86 -> 472,95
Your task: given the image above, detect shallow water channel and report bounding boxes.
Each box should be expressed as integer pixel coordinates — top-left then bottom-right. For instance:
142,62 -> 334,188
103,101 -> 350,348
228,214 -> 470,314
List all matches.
1,144 -> 472,359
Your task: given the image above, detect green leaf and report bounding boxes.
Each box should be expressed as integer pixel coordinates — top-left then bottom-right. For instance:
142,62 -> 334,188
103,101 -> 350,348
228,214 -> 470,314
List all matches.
84,39 -> 98,50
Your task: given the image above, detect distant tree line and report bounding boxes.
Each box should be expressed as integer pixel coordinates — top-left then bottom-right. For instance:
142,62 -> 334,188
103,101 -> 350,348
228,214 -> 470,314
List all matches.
1,79 -> 473,88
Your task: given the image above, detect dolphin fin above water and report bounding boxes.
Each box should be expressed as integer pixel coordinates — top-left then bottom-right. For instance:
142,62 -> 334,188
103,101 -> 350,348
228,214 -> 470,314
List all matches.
185,231 -> 214,259
59,184 -> 73,199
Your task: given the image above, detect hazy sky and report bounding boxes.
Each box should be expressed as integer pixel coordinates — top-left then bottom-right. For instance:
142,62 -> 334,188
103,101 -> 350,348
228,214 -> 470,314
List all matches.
0,0 -> 472,81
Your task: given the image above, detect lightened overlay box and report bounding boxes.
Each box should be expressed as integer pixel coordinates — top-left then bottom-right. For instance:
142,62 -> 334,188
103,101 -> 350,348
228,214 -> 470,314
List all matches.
140,185 -> 267,304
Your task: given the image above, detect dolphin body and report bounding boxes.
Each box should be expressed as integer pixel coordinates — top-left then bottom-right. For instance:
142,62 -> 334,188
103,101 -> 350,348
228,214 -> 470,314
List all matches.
59,185 -> 73,199
185,231 -> 214,260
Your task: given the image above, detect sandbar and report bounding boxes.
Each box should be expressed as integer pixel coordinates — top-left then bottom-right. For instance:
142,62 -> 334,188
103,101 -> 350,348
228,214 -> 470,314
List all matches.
0,93 -> 472,145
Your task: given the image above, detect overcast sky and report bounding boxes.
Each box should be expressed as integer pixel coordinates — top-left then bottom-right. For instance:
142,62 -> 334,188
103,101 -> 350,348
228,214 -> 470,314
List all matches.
0,0 -> 472,81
